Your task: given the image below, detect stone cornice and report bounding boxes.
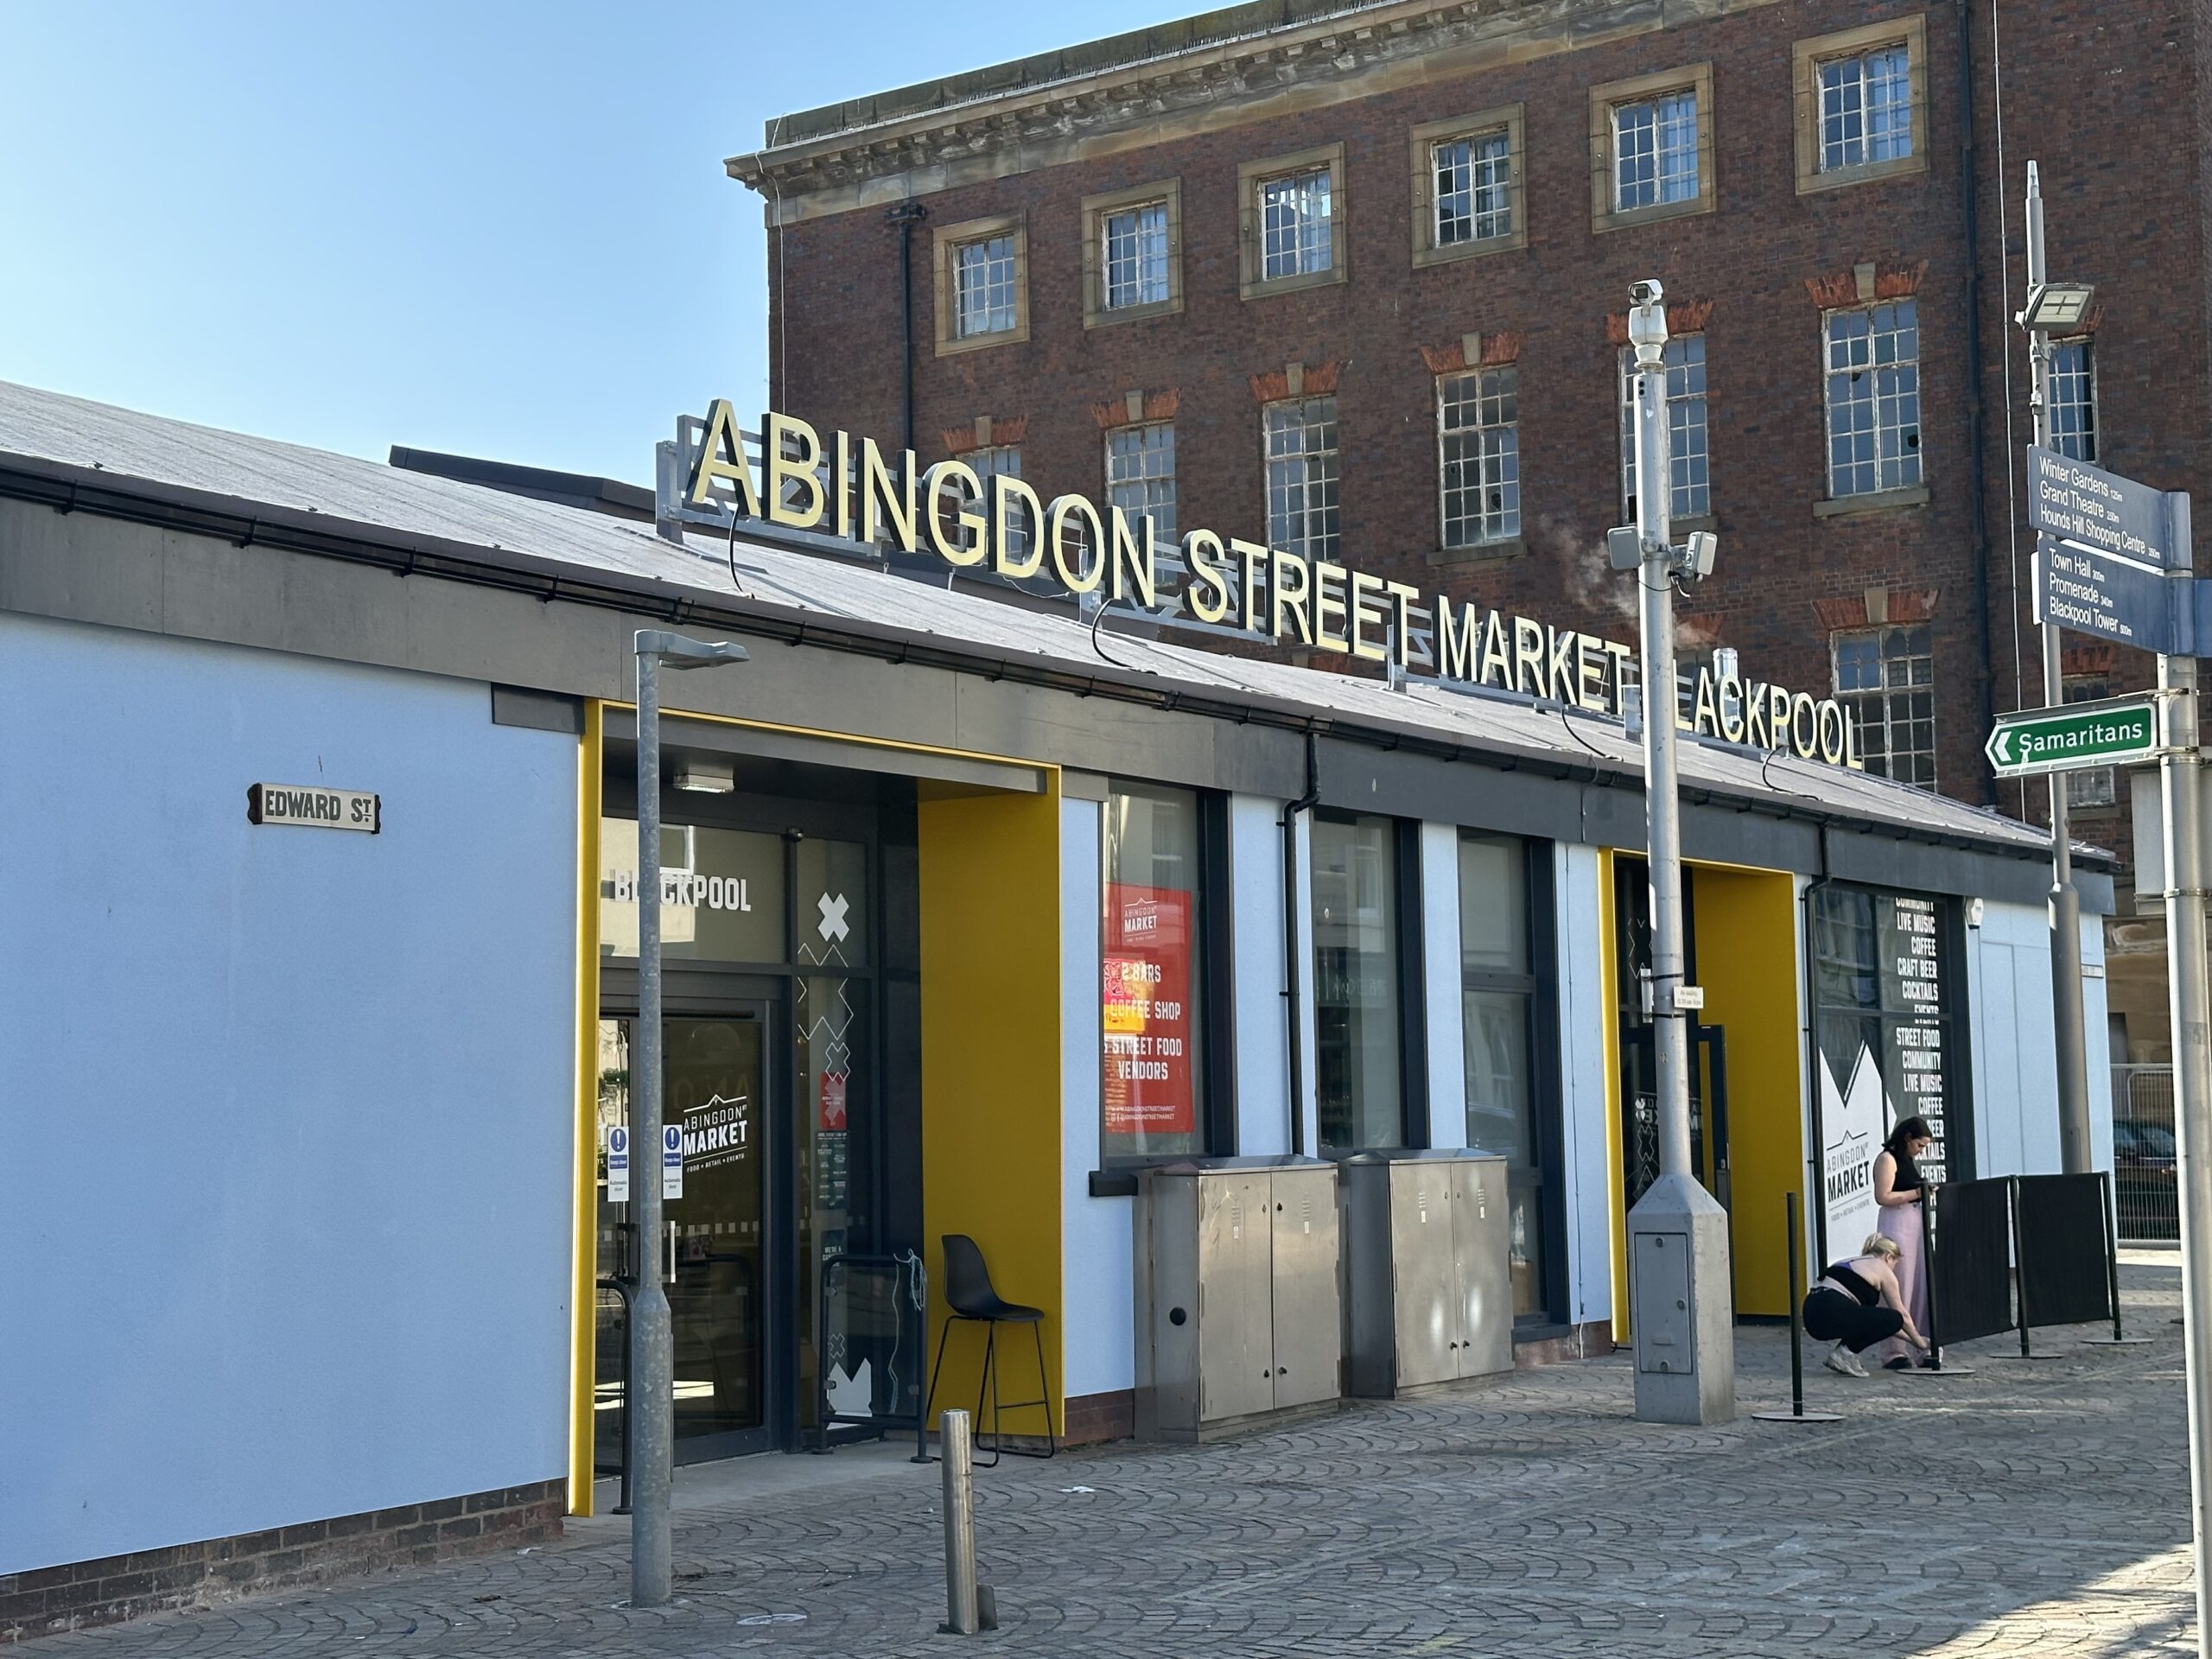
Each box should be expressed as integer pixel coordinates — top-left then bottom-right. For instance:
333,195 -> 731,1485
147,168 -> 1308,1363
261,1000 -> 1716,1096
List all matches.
730,0 -> 1783,224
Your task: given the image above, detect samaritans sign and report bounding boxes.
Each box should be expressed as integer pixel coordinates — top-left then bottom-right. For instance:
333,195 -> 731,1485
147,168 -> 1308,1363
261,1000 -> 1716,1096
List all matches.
1984,696 -> 2162,779
675,401 -> 1867,768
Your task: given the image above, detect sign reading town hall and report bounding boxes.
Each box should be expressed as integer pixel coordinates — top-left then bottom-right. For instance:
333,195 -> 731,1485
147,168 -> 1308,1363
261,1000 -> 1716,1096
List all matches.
680,401 -> 1866,770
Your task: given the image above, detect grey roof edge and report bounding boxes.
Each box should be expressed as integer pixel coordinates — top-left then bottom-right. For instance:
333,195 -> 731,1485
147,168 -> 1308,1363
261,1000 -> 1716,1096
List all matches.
731,0 -> 1418,172
0,440 -> 2103,873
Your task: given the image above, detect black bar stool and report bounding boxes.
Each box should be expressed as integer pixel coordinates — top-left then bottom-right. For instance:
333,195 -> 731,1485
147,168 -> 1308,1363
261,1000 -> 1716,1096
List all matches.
923,1234 -> 1056,1465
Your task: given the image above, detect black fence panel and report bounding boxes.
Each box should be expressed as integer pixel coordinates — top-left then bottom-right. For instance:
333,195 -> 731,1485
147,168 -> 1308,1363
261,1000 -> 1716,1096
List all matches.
1929,1178 -> 2014,1345
2014,1173 -> 2116,1329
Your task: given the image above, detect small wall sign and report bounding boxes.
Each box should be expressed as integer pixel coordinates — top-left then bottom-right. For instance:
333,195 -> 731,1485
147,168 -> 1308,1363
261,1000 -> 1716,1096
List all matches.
247,783 -> 380,833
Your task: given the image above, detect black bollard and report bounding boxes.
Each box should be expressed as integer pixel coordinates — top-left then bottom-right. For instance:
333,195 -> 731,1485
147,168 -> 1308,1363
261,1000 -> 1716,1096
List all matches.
1753,1189 -> 1840,1424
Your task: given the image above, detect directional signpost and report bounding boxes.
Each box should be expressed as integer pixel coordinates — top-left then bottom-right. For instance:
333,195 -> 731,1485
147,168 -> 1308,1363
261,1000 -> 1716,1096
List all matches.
1985,695 -> 2164,779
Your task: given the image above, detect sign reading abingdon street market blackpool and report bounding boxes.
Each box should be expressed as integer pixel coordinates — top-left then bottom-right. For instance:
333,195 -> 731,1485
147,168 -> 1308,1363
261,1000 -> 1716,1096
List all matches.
682,400 -> 1868,770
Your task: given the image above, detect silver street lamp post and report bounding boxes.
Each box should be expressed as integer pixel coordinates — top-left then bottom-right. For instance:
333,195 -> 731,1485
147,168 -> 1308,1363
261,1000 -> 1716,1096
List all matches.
2019,161 -> 2096,1176
1611,281 -> 1735,1426
630,627 -> 748,1608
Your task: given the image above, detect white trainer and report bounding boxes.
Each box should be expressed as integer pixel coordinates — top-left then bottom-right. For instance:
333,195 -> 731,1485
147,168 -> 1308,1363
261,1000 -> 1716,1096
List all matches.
1824,1343 -> 1867,1378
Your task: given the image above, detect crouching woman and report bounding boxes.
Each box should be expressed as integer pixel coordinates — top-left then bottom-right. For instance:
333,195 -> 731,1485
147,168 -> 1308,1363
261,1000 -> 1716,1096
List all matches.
1803,1233 -> 1931,1377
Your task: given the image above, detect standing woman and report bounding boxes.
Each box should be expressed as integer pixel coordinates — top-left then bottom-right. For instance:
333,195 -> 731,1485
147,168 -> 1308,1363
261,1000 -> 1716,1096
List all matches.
1872,1115 -> 1936,1370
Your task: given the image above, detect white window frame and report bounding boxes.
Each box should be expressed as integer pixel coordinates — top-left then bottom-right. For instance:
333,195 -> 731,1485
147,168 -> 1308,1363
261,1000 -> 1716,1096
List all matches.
1263,396 -> 1340,563
1082,180 -> 1183,328
1409,106 -> 1526,266
1589,65 -> 1714,232
933,214 -> 1028,355
1793,16 -> 1929,194
1823,299 -> 1923,499
1438,367 -> 1521,551
1832,623 -> 1936,790
1239,144 -> 1347,299
1618,337 -> 1710,524
1105,421 -> 1177,543
2048,336 -> 2098,464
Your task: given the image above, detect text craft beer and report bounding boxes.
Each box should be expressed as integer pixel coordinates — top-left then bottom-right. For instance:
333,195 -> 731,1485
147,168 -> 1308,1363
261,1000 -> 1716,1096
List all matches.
684,402 -> 1866,769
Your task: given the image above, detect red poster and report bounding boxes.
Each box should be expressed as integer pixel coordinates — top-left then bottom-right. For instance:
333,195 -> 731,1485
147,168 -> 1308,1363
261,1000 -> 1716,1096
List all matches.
1102,883 -> 1194,1135
819,1070 -> 848,1133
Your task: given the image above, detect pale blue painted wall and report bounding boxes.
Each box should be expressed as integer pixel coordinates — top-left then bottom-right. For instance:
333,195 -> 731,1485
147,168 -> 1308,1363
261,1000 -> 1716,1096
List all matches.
1964,897 -> 2113,1178
1554,842 -> 1614,1328
1229,795 -> 1292,1155
0,613 -> 577,1574
1420,823 -> 1465,1150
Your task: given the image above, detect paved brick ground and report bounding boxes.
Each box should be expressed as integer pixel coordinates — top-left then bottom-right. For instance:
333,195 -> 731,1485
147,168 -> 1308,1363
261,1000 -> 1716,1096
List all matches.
35,1257 -> 2195,1656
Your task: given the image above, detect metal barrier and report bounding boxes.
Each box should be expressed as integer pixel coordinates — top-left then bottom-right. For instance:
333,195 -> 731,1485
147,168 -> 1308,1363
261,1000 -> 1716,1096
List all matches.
810,1249 -> 929,1459
2112,1064 -> 2179,1241
1923,1178 -> 2014,1363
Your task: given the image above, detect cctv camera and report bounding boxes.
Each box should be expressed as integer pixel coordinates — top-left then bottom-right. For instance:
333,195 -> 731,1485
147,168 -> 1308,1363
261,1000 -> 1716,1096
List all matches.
1629,279 -> 1664,308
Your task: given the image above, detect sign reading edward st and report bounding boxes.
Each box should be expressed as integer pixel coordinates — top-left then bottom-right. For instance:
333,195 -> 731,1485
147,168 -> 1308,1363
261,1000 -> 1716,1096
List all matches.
683,401 -> 1866,769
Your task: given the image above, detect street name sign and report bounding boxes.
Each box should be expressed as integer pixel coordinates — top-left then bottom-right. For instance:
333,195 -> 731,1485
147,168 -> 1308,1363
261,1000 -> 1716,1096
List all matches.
1985,696 -> 2163,778
2029,447 -> 2187,569
2036,534 -> 2183,653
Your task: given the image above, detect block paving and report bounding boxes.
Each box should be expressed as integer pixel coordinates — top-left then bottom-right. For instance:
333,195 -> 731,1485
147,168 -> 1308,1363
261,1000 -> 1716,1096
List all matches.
33,1256 -> 2194,1656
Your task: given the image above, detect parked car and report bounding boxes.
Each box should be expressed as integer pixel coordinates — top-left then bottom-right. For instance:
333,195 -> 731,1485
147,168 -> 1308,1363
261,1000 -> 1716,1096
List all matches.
2114,1121 -> 2179,1242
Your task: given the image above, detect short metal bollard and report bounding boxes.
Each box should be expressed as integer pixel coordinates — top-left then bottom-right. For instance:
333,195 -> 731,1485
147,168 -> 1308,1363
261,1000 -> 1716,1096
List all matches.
1754,1191 -> 1840,1424
940,1410 -> 979,1636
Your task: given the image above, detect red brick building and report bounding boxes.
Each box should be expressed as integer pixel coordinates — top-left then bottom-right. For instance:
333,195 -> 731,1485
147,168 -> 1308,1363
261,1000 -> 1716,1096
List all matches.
729,0 -> 2212,1060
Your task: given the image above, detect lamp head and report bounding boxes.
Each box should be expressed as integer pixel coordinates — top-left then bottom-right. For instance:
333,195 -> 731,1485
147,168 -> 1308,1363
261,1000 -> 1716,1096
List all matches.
1627,279 -> 1668,368
636,628 -> 750,669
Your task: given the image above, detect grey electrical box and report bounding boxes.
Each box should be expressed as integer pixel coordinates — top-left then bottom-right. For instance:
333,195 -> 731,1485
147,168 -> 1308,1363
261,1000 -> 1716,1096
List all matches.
1343,1149 -> 1514,1398
1632,1231 -> 1693,1373
1133,1157 -> 1342,1441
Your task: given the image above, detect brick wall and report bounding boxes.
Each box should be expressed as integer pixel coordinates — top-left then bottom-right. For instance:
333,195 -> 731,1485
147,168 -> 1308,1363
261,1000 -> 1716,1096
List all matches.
750,0 -> 2212,880
0,1479 -> 563,1646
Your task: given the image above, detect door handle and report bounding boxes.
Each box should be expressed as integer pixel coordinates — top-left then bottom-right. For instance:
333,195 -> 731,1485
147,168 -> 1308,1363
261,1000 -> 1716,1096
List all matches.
665,1221 -> 678,1285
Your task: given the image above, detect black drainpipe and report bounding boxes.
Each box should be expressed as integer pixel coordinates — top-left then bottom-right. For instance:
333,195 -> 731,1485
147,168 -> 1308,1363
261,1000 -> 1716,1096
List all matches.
887,200 -> 928,455
1281,729 -> 1321,1156
1957,0 -> 1999,806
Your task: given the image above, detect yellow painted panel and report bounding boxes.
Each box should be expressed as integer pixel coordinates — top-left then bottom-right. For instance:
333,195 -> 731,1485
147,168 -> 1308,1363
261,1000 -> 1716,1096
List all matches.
569,702 -> 603,1516
918,782 -> 1065,1439
1691,866 -> 1804,1318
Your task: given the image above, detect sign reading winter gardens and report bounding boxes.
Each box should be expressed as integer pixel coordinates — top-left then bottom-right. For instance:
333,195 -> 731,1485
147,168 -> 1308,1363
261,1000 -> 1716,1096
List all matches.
1817,890 -> 1954,1255
683,402 -> 1870,769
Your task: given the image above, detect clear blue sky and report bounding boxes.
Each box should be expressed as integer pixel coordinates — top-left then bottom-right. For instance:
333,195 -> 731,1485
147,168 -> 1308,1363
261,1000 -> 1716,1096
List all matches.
0,2 -> 1181,483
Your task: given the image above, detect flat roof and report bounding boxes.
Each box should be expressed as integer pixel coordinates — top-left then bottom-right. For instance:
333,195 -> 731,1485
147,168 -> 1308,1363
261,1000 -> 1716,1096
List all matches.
0,376 -> 2086,869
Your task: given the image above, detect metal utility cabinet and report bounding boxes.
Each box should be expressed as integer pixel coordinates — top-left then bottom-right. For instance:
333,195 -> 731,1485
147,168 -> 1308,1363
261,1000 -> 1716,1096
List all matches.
1133,1157 -> 1341,1441
1344,1150 -> 1512,1397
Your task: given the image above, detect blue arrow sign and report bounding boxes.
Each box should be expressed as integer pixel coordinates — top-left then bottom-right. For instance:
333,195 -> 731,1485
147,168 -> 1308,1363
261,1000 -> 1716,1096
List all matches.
2037,535 -> 2185,654
2030,448 -> 2189,569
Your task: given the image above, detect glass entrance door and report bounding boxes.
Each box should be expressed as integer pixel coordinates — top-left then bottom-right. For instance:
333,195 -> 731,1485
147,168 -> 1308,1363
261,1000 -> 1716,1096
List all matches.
595,1010 -> 773,1464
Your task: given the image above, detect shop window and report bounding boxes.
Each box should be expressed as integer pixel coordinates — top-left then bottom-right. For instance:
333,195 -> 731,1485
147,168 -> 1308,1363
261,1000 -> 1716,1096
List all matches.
1811,887 -> 1966,1251
1083,180 -> 1182,327
1589,64 -> 1714,232
1458,833 -> 1560,1324
1833,624 -> 1936,790
1793,16 -> 1928,194
1264,396 -> 1340,562
1238,143 -> 1346,299
1439,368 -> 1520,550
1409,106 -> 1525,265
1823,301 -> 1923,499
933,214 -> 1028,354
2049,339 -> 2098,463
1618,336 -> 1710,524
1313,813 -> 1408,1151
2064,673 -> 2117,809
1105,421 -> 1177,542
599,819 -> 787,963
1102,782 -> 1216,1161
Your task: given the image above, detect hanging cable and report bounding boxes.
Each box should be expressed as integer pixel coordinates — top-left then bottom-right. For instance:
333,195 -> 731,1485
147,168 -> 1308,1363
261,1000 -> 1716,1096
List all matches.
1991,0 -> 2025,742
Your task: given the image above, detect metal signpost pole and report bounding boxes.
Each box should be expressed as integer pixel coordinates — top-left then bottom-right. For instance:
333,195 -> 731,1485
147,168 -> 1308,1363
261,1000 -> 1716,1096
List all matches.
2159,648 -> 2212,1658
628,629 -> 747,1610
1620,281 -> 1734,1426
2024,162 -> 2095,1176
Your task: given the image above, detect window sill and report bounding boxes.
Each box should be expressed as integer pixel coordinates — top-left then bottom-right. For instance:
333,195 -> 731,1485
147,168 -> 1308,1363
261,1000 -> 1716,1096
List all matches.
1084,296 -> 1184,331
1088,1169 -> 1141,1198
1412,232 -> 1526,269
1238,264 -> 1347,302
1592,194 -> 1715,236
1427,537 -> 1525,566
1814,485 -> 1929,518
1796,154 -> 1929,196
934,321 -> 1030,359
1671,513 -> 1717,533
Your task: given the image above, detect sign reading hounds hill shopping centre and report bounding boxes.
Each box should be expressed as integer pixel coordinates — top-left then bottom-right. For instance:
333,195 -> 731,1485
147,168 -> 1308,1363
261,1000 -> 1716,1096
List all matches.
680,400 -> 1868,768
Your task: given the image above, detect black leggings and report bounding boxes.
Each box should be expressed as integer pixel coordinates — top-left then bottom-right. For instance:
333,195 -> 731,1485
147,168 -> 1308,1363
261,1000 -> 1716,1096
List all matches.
1802,1287 -> 1904,1353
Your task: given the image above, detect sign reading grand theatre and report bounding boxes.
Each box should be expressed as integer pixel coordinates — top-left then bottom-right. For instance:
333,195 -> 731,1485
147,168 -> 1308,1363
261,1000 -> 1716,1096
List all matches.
683,401 -> 1865,768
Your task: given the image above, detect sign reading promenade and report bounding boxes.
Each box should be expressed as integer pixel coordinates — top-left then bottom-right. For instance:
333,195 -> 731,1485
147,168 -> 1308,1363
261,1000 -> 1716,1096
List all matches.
1985,696 -> 2163,779
677,401 -> 1870,770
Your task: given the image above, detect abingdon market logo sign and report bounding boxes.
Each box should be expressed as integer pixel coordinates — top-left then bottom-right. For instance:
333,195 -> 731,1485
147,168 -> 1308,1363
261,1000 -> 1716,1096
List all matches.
679,401 -> 1866,770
